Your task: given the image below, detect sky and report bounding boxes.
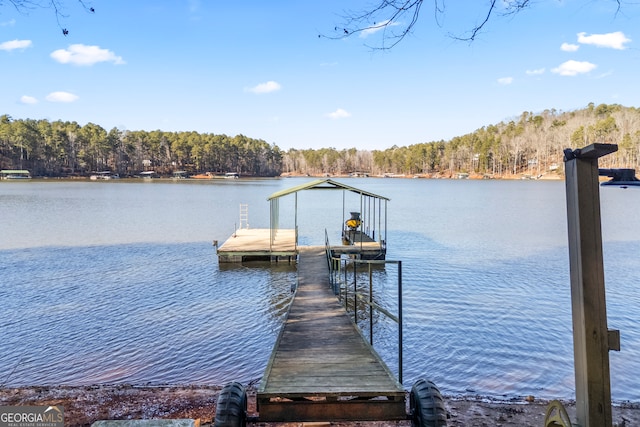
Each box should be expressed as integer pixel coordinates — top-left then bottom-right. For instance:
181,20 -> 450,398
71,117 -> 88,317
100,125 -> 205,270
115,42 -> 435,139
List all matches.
1,1 -> 639,151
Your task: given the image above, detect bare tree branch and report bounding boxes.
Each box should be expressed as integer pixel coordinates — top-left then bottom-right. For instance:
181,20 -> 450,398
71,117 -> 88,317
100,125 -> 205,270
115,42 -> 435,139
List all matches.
322,0 -> 630,49
2,0 -> 94,35
451,0 -> 532,42
321,0 -> 427,50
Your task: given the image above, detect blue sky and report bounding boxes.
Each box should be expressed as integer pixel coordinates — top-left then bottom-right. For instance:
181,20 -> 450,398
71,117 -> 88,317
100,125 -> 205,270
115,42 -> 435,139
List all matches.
1,1 -> 639,150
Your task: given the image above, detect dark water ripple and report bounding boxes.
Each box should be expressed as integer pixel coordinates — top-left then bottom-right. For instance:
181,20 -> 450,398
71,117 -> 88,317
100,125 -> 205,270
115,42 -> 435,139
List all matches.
0,243 -> 295,387
359,240 -> 638,401
0,259 -> 626,401
1,180 -> 639,402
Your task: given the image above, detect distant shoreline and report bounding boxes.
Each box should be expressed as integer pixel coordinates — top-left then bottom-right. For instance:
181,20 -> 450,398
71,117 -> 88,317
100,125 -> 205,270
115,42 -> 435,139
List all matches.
2,172 -> 565,181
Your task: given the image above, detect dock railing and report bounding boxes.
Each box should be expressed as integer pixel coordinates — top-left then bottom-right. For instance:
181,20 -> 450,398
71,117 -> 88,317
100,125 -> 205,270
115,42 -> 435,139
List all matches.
325,230 -> 403,383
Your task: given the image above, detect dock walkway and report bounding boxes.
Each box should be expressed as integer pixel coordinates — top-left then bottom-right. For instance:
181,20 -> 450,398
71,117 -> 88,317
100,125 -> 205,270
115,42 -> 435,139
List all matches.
257,246 -> 405,422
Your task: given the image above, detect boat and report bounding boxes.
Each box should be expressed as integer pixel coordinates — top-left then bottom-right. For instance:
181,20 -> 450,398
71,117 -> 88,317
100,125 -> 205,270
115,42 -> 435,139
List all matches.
225,172 -> 239,179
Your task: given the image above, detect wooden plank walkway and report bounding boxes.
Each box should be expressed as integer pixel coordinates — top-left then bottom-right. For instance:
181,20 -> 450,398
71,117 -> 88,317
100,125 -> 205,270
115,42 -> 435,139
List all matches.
257,246 -> 405,422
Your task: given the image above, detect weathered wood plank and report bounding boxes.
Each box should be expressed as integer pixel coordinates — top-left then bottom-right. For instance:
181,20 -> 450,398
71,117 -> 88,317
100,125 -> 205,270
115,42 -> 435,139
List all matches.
565,146 -> 615,427
257,399 -> 407,422
258,246 -> 405,421
264,380 -> 400,390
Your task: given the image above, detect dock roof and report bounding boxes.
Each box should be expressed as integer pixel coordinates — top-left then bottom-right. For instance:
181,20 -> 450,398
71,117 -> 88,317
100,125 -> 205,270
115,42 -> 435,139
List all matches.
1,169 -> 30,174
267,178 -> 390,201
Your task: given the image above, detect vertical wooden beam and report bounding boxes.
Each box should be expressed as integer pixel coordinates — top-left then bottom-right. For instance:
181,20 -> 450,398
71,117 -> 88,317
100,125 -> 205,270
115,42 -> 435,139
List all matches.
564,143 -> 617,427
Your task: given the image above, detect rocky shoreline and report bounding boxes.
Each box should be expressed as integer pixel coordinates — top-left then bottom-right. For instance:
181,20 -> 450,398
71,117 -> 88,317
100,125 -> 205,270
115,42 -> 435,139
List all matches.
1,384 -> 638,426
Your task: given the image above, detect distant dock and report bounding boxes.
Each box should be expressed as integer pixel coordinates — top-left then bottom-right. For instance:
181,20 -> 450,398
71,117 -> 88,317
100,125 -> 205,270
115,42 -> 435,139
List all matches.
0,169 -> 31,179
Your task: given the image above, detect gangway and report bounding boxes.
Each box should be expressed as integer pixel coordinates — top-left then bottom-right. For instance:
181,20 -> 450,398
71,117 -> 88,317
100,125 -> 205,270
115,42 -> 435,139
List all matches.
214,247 -> 447,426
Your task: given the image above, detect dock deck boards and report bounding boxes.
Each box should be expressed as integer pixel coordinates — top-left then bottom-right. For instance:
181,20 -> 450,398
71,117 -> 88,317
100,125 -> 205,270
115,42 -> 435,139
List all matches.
257,246 -> 405,422
216,228 -> 296,262
217,228 -> 385,262
343,229 -> 376,244
339,230 -> 385,259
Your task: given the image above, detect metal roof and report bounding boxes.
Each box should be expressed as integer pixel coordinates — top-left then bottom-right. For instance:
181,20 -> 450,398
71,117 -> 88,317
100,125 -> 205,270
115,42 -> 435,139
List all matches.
1,170 -> 30,174
267,178 -> 390,201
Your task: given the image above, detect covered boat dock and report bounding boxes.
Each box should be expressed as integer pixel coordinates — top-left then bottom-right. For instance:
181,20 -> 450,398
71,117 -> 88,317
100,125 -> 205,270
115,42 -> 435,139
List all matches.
0,169 -> 31,179
212,179 -> 449,425
216,178 -> 389,262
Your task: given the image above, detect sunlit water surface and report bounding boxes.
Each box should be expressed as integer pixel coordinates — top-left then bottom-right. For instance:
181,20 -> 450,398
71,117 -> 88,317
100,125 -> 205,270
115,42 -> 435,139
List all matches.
1,178 -> 638,402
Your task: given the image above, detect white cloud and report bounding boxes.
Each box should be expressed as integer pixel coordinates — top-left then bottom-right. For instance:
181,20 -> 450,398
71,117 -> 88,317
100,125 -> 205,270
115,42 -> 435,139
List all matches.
0,39 -> 32,51
20,95 -> 38,104
497,77 -> 513,85
46,91 -> 79,103
577,31 -> 631,50
359,20 -> 393,38
526,68 -> 545,75
561,42 -> 579,52
245,81 -> 282,94
326,108 -> 351,119
551,60 -> 597,76
50,44 -> 125,66
0,19 -> 16,27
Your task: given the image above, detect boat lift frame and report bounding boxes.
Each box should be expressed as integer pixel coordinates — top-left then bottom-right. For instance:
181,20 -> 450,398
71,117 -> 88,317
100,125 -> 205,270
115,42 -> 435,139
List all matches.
267,178 -> 389,257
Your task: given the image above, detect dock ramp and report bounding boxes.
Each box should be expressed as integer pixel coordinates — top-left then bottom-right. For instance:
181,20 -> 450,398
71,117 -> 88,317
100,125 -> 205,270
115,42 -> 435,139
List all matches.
257,246 -> 406,422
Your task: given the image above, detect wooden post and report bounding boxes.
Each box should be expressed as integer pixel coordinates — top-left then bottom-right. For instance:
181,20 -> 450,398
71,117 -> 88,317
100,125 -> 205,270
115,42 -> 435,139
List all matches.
564,143 -> 617,427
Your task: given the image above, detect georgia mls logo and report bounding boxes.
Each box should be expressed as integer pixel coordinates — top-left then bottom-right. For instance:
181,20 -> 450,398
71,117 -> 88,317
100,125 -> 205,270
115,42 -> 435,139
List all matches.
0,406 -> 64,427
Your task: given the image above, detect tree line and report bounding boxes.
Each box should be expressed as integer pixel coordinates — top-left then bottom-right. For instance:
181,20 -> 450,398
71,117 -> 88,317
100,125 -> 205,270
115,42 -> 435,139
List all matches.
281,103 -> 640,178
2,103 -> 640,178
0,115 -> 282,177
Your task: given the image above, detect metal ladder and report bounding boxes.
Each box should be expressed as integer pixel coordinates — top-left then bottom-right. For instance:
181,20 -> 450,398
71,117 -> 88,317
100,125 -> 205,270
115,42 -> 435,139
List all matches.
239,203 -> 249,229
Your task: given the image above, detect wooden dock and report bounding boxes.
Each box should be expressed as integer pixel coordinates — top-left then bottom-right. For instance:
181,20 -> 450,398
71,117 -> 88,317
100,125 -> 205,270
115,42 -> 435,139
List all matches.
338,230 -> 387,260
257,246 -> 406,422
340,229 -> 386,259
216,229 -> 297,262
217,228 -> 385,262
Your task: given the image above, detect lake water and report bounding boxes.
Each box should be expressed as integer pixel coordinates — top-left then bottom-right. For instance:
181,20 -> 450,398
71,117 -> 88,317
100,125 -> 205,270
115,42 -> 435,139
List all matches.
1,178 -> 638,402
